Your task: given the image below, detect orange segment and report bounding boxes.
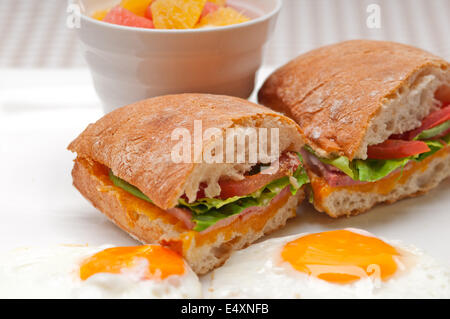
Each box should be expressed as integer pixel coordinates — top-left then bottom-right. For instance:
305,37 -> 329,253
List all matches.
151,0 -> 207,29
79,245 -> 185,281
120,0 -> 153,16
92,9 -> 109,21
208,0 -> 226,5
281,230 -> 400,284
196,7 -> 250,28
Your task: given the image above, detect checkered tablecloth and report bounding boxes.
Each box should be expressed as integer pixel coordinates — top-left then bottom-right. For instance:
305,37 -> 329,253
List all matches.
0,0 -> 449,68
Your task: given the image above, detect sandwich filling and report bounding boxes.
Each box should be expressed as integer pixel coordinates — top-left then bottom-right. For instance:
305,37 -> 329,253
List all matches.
109,152 -> 309,232
302,104 -> 450,187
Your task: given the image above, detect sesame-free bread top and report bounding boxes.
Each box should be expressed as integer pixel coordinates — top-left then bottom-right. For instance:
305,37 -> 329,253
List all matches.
68,94 -> 303,209
258,40 -> 449,160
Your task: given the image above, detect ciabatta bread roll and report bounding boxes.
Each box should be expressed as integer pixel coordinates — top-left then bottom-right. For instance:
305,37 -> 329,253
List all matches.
259,40 -> 450,217
69,94 -> 307,274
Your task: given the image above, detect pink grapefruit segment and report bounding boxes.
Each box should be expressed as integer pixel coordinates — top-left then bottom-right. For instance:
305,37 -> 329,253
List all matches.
103,6 -> 154,29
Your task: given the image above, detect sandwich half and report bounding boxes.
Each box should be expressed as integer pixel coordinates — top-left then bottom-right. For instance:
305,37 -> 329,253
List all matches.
259,40 -> 450,217
68,94 -> 308,274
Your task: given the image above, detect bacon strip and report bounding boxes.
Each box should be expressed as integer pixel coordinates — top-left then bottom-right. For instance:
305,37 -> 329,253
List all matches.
300,148 -> 414,187
166,208 -> 195,229
300,149 -> 366,187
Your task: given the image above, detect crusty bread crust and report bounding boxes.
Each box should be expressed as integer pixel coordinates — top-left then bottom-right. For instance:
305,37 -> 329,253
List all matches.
258,40 -> 449,160
72,157 -> 304,274
68,94 -> 303,209
309,146 -> 450,217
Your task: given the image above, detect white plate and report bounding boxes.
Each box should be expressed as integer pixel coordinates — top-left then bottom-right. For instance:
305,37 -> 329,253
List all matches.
0,69 -> 449,268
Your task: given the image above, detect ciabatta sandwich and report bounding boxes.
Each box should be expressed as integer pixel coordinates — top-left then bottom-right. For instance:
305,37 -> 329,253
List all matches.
68,94 -> 308,274
258,40 -> 450,217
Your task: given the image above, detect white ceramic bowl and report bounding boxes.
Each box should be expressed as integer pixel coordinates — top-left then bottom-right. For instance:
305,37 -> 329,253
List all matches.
75,0 -> 282,113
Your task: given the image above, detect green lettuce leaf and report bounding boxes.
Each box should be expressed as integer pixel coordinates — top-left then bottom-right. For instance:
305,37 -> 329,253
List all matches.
307,132 -> 450,183
413,120 -> 450,140
180,157 -> 309,231
354,158 -> 410,182
444,133 -> 450,144
320,156 -> 356,179
190,197 -> 262,232
415,139 -> 447,161
109,171 -> 153,202
109,154 -> 309,232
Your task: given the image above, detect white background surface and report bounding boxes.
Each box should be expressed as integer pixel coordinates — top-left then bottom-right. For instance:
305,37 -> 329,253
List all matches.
1,68 -> 449,267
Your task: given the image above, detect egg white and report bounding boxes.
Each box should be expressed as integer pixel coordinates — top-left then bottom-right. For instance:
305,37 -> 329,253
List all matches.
203,229 -> 450,299
0,245 -> 202,299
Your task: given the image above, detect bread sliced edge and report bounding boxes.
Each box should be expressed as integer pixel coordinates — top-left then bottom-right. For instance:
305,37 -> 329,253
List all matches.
355,65 -> 449,159
309,146 -> 450,217
72,157 -> 304,275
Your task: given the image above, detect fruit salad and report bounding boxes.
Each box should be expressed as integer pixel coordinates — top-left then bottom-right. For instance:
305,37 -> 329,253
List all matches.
92,0 -> 251,29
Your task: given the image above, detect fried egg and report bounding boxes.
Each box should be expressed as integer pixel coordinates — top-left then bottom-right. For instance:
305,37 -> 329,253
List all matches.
0,244 -> 201,299
204,229 -> 450,298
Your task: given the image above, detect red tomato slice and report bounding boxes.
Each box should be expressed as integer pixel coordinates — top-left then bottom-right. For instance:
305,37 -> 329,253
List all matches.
435,85 -> 450,105
391,105 -> 450,140
218,152 -> 301,199
187,152 -> 301,201
402,105 -> 450,140
367,139 -> 430,160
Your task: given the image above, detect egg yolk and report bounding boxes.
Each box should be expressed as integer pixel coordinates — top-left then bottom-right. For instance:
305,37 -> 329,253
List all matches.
79,245 -> 185,281
281,230 -> 400,284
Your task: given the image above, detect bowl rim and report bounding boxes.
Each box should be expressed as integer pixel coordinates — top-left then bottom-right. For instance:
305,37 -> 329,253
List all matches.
78,0 -> 283,34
